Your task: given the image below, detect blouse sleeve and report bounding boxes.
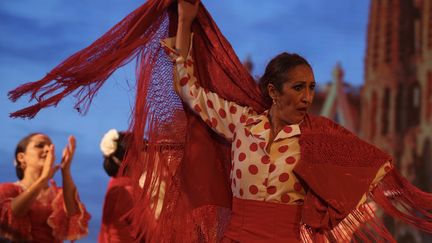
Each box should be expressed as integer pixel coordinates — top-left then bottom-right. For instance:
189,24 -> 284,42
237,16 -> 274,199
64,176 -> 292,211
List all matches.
356,161 -> 393,207
47,187 -> 91,241
160,35 -> 256,141
0,183 -> 32,241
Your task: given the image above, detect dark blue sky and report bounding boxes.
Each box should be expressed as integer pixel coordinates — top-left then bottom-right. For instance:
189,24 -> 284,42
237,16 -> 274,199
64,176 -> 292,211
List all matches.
0,1 -> 370,241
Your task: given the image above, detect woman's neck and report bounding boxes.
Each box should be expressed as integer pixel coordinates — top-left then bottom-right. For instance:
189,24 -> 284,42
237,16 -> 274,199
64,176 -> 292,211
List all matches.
268,106 -> 287,136
267,107 -> 289,150
20,169 -> 47,189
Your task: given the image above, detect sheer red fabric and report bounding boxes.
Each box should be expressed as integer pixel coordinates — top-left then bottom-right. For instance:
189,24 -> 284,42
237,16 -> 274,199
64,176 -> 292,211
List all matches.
0,182 -> 90,242
99,177 -> 134,243
8,0 -> 432,242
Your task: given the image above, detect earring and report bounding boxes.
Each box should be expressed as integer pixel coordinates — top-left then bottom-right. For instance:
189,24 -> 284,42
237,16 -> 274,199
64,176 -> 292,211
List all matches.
272,99 -> 277,105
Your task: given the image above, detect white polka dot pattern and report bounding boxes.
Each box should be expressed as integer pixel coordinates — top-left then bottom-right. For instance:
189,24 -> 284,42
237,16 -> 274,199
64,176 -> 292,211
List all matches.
161,36 -> 392,206
161,36 -> 306,205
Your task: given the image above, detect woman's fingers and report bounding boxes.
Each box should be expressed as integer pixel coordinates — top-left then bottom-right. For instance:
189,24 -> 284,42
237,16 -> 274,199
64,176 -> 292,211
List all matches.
44,145 -> 55,169
61,147 -> 68,166
62,146 -> 67,157
48,144 -> 55,164
61,135 -> 76,169
40,145 -> 56,180
68,136 -> 76,158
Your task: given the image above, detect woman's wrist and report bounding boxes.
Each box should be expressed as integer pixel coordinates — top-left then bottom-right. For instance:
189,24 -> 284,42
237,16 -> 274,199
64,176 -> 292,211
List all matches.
178,18 -> 193,29
61,169 -> 72,177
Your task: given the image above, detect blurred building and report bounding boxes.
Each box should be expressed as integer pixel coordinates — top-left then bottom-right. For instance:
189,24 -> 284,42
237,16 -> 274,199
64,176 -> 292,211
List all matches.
319,63 -> 361,132
361,0 -> 432,242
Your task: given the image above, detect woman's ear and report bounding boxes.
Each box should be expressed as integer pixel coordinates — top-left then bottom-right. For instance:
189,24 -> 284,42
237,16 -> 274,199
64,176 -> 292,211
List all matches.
267,83 -> 278,101
17,153 -> 26,169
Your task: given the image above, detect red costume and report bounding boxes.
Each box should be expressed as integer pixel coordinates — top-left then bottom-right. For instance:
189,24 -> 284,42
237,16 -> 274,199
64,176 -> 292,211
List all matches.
99,177 -> 134,243
0,181 -> 90,242
8,0 -> 432,242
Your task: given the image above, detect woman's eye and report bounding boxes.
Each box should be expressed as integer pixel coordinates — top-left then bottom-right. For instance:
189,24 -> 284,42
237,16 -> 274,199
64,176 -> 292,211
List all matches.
293,85 -> 303,91
35,143 -> 45,148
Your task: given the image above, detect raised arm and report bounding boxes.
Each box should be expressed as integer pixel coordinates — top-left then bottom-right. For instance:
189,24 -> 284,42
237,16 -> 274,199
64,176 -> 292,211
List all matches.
162,1 -> 256,141
50,136 -> 90,240
11,145 -> 59,216
60,136 -> 79,215
176,0 -> 199,59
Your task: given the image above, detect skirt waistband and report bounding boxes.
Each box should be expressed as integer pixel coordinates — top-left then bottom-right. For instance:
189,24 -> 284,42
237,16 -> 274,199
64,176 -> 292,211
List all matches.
224,197 -> 303,242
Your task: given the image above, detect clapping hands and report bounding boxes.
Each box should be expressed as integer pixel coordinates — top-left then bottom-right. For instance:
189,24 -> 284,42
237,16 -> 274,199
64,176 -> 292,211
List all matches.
39,136 -> 76,182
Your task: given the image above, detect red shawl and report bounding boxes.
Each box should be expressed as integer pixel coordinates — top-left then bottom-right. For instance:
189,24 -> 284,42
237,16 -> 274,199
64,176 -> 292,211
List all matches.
9,1 -> 432,242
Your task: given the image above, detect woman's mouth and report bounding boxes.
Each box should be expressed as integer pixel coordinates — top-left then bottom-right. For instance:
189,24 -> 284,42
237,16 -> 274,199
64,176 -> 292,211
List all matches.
297,107 -> 307,113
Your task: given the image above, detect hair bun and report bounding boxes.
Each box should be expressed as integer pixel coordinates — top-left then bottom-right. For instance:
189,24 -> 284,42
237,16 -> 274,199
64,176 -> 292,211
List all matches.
100,129 -> 120,157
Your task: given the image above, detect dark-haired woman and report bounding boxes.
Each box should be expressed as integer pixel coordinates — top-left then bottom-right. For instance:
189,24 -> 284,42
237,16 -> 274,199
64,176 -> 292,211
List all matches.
98,129 -> 135,243
156,1 -> 431,242
98,129 -> 183,242
0,133 -> 90,242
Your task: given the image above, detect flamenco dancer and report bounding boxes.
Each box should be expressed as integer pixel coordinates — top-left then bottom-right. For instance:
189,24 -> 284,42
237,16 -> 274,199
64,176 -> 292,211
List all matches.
8,0 -> 432,242
0,134 -> 90,242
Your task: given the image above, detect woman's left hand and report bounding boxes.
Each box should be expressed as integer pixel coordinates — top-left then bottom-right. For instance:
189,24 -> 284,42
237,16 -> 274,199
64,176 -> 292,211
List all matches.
61,136 -> 76,172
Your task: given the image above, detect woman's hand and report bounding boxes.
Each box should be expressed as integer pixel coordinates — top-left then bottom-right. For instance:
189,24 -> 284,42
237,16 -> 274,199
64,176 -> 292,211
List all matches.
39,144 -> 60,183
12,145 -> 59,216
61,136 -> 76,173
178,0 -> 200,24
176,0 -> 199,58
60,136 -> 79,215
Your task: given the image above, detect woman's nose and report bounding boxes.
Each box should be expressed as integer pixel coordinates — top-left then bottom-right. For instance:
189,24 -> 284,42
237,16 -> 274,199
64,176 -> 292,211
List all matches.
302,90 -> 313,104
43,144 -> 50,152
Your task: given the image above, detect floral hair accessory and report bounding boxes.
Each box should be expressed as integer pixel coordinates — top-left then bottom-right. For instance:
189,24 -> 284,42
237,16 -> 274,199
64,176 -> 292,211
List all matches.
100,129 -> 119,157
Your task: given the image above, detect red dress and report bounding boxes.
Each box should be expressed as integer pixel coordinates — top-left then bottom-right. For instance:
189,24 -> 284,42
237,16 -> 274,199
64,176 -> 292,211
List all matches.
0,181 -> 90,242
98,177 -> 134,243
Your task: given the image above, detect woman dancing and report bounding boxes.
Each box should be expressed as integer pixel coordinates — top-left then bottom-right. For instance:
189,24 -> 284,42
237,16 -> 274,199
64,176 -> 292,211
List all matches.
0,134 -> 90,242
8,0 -> 432,242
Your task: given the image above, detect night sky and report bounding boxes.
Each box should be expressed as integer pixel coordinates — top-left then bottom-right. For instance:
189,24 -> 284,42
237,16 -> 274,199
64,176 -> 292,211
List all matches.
0,1 -> 370,241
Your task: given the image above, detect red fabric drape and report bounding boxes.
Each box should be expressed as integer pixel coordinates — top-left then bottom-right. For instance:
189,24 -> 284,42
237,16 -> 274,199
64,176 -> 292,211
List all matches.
9,1 -> 432,242
9,1 -> 266,241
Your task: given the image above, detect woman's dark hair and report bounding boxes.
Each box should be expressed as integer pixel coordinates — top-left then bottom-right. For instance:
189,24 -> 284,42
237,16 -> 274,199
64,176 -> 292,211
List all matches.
103,132 -> 129,177
258,52 -> 312,102
14,133 -> 41,180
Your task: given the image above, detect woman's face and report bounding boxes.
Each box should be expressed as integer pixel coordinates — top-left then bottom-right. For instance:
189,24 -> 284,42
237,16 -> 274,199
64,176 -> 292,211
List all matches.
269,64 -> 315,124
18,134 -> 52,172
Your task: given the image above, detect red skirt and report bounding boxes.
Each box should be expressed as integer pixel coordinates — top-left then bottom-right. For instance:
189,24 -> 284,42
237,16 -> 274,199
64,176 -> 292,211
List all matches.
223,197 -> 303,243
